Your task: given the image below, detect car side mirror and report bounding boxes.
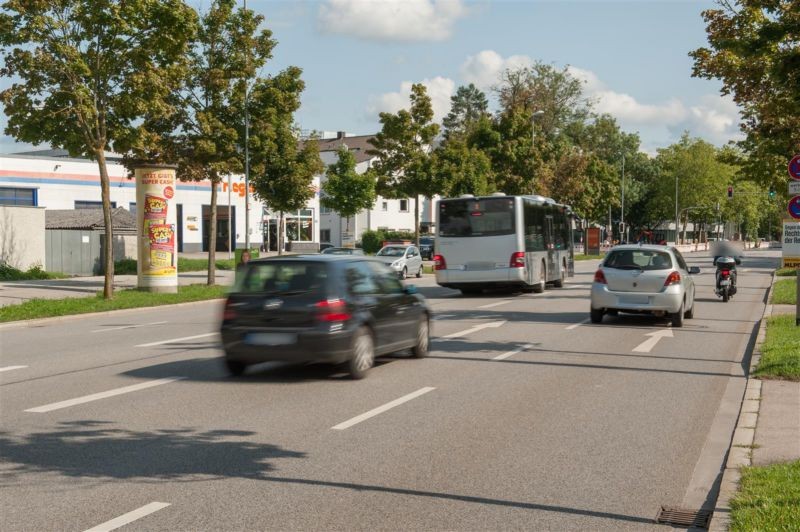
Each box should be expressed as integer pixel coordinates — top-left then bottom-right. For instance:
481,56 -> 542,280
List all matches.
688,267 -> 700,275
403,285 -> 417,295
735,258 -> 742,265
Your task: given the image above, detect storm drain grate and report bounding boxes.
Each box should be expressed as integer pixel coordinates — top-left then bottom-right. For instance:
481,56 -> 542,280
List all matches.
655,506 -> 712,528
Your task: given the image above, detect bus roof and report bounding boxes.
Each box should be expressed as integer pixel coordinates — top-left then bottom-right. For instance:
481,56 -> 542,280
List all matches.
438,194 -> 573,212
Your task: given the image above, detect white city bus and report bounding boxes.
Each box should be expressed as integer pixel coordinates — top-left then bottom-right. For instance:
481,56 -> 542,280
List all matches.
434,193 -> 575,295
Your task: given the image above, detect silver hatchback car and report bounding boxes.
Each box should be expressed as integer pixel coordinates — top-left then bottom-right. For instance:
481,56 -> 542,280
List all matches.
590,245 -> 700,327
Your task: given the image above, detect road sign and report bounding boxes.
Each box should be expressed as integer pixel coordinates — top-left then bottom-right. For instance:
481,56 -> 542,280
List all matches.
790,154 -> 800,180
790,182 -> 800,195
789,196 -> 800,220
782,222 -> 800,268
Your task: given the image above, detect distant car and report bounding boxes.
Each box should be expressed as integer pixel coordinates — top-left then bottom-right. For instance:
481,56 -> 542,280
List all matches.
375,245 -> 423,279
221,255 -> 430,379
419,236 -> 435,260
321,247 -> 364,255
319,243 -> 334,251
590,245 -> 699,327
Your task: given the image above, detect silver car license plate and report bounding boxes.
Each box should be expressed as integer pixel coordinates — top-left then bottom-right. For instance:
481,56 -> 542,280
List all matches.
620,295 -> 649,305
244,333 -> 297,346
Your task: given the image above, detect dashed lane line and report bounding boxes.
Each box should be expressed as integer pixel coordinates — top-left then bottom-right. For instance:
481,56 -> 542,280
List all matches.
25,377 -> 185,413
566,318 -> 591,330
83,502 -> 171,532
439,320 -> 507,339
492,344 -> 534,361
0,365 -> 27,373
136,332 -> 218,348
332,387 -> 436,430
91,321 -> 168,334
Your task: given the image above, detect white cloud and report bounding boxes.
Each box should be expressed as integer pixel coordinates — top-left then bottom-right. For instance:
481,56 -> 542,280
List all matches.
368,77 -> 456,123
460,50 -> 533,90
318,0 -> 467,42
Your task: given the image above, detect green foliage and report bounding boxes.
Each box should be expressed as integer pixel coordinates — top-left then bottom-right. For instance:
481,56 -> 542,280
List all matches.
776,268 -> 798,277
321,146 -> 376,221
114,258 -> 238,274
772,278 -> 797,306
442,84 -> 489,138
730,459 -> 800,531
114,259 -> 138,275
0,263 -> 65,281
359,229 -> 416,254
0,285 -> 227,323
754,314 -> 800,380
430,137 -> 493,197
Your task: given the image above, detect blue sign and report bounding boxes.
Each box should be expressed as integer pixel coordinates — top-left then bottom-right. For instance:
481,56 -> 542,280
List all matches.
790,155 -> 800,181
789,196 -> 800,220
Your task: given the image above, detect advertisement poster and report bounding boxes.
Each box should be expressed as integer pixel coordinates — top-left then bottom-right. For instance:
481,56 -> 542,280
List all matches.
586,227 -> 601,256
782,222 -> 800,269
135,165 -> 178,292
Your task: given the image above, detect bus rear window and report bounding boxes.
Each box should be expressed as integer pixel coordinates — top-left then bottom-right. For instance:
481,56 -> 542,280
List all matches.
439,198 -> 515,237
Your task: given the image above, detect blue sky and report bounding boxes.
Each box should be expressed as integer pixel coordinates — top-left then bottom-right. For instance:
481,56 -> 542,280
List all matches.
0,0 -> 740,155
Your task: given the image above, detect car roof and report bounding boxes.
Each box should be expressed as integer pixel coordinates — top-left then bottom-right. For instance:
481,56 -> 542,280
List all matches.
248,254 -> 380,264
608,244 -> 673,253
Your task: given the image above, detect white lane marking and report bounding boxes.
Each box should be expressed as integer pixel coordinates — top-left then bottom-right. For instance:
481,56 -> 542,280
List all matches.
332,387 -> 436,430
136,332 -> 217,348
493,343 -> 533,361
632,329 -> 674,353
566,318 -> 591,330
91,321 -> 168,334
25,377 -> 185,413
0,365 -> 27,373
83,502 -> 170,532
478,300 -> 511,309
440,320 -> 506,339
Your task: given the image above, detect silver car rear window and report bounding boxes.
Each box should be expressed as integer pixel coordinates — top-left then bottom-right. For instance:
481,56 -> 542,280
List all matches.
604,250 -> 673,271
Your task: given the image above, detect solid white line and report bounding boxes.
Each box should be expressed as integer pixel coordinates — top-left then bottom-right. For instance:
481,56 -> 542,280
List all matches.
136,332 -> 217,348
91,321 -> 168,334
566,318 -> 591,330
332,387 -> 435,430
440,320 -> 506,339
83,502 -> 170,532
0,365 -> 27,373
25,377 -> 185,413
493,343 -> 533,361
478,300 -> 511,309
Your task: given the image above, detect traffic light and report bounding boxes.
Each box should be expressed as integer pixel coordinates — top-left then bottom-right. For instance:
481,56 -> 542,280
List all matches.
727,186 -> 733,199
768,186 -> 776,199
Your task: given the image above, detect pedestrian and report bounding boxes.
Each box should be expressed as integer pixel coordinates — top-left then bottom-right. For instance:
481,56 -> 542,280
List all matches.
236,249 -> 251,280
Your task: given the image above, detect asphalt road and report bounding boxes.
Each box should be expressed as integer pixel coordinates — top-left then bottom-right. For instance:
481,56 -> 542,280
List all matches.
0,249 -> 779,531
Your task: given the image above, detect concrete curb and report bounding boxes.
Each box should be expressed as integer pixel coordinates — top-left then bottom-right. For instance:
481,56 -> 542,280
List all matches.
708,272 -> 775,531
0,297 -> 225,331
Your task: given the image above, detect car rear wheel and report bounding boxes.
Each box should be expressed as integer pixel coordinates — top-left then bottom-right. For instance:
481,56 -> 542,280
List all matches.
416,265 -> 423,278
671,300 -> 685,328
533,261 -> 546,293
411,317 -> 429,358
590,307 -> 604,324
348,327 -> 375,379
684,302 -> 694,319
225,359 -> 247,377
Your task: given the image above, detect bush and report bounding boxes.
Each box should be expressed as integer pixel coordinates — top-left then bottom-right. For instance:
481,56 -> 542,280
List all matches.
0,263 -> 65,280
114,258 -> 138,275
360,230 -> 385,254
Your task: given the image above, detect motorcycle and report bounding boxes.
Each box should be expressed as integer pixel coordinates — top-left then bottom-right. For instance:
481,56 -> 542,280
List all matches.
714,256 -> 740,302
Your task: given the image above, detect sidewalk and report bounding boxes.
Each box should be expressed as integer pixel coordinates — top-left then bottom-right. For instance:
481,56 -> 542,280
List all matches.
0,270 -> 235,307
710,297 -> 800,530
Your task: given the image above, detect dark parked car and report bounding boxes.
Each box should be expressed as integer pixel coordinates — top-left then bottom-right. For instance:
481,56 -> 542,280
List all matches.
221,255 -> 430,379
419,236 -> 435,260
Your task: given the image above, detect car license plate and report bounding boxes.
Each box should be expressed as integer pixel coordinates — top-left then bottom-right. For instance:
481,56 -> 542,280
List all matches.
244,333 -> 297,346
720,279 -> 730,286
620,295 -> 649,305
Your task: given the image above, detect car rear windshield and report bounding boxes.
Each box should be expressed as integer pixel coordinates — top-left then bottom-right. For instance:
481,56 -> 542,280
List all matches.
439,197 -> 516,237
377,246 -> 406,257
234,262 -> 328,295
604,250 -> 673,270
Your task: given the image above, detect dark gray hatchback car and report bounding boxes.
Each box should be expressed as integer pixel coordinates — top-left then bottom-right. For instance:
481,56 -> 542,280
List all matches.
221,255 -> 431,379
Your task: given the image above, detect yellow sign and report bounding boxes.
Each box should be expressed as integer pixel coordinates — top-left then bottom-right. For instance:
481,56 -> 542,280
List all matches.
135,165 -> 178,292
782,257 -> 800,269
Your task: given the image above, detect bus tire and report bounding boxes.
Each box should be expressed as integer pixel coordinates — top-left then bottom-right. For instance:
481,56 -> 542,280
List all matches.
553,259 -> 566,288
533,261 -> 546,293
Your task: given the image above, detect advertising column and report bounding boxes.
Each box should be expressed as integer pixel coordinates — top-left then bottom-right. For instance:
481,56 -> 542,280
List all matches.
134,164 -> 178,293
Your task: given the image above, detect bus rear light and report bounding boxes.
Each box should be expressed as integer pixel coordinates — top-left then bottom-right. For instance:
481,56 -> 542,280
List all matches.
434,254 -> 447,270
593,269 -> 607,284
510,251 -> 525,268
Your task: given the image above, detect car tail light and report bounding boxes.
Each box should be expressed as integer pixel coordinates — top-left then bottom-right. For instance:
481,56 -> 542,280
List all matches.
223,299 -> 238,321
509,251 -> 525,268
593,269 -> 607,284
315,299 -> 352,322
664,271 -> 681,286
434,254 -> 447,270
721,270 -> 730,278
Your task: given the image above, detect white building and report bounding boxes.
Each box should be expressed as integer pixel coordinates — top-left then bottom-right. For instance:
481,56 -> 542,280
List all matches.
0,150 -> 321,253
316,133 -> 435,247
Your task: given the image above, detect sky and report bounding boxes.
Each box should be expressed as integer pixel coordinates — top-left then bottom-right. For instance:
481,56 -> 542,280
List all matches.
0,0 -> 741,156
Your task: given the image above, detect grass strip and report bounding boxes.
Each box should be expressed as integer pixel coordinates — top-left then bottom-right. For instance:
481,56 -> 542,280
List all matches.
730,460 -> 800,531
0,284 -> 227,323
776,267 -> 799,277
114,258 -> 236,275
575,254 -> 604,261
771,278 -> 797,305
754,314 -> 800,380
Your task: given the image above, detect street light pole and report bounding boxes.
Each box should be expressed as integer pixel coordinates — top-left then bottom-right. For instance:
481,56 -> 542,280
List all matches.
674,175 -> 679,244
620,153 -> 625,242
243,0 -> 251,254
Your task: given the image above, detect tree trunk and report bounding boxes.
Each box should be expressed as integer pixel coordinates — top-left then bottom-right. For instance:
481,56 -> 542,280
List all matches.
278,211 -> 284,256
207,182 -> 218,286
97,150 -> 114,299
414,196 -> 420,247
681,214 -> 687,245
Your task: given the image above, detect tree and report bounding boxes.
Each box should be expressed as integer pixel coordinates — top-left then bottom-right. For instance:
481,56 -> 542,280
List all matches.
321,146 -> 376,236
442,83 -> 489,138
367,83 -> 440,246
248,67 -> 324,255
429,137 -> 493,197
690,1 -> 800,182
130,0 -> 274,284
0,0 -> 197,298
